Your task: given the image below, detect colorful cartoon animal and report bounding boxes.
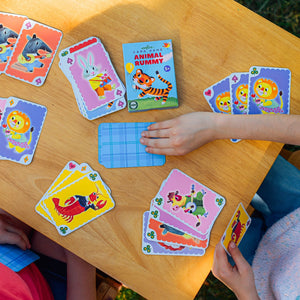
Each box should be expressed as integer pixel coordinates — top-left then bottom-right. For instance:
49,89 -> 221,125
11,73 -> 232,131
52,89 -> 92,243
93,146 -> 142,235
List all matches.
0,24 -> 18,62
78,53 -> 115,99
2,110 -> 34,153
167,186 -> 207,227
252,78 -> 283,114
216,92 -> 231,113
132,69 -> 172,104
235,84 -> 248,114
229,210 -> 245,245
52,184 -> 107,223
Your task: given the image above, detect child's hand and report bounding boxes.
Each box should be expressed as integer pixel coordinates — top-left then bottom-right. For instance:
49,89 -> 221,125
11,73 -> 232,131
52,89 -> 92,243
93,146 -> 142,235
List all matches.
140,112 -> 218,155
0,214 -> 31,250
212,241 -> 260,300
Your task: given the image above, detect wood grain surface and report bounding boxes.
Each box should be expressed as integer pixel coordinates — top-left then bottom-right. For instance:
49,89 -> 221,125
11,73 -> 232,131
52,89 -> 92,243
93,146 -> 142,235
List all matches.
0,0 -> 299,299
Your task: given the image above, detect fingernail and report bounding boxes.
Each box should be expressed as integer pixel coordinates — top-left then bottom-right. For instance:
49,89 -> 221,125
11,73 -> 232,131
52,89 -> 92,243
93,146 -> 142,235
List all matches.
140,138 -> 144,143
229,241 -> 236,248
141,132 -> 146,137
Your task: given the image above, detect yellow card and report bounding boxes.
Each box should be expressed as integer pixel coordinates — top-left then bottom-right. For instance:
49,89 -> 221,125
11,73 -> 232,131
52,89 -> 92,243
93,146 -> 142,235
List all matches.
43,171 -> 115,236
221,203 -> 251,255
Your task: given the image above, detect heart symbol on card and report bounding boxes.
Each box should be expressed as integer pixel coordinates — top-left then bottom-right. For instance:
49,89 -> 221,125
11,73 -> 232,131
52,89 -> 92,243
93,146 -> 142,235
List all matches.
69,162 -> 76,169
234,101 -> 238,105
251,94 -> 255,98
205,89 -> 211,96
2,124 -> 7,128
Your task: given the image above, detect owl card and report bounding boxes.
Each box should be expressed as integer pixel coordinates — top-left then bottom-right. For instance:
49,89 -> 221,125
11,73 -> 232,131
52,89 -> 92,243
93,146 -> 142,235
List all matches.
248,66 -> 291,115
221,203 -> 251,255
203,75 -> 232,114
0,12 -> 28,73
4,19 -> 62,86
230,72 -> 249,115
142,212 -> 205,256
0,97 -> 47,165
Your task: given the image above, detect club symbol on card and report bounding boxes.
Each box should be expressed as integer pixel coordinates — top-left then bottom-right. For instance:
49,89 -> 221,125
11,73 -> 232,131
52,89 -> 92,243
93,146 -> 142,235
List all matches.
147,231 -> 155,239
155,198 -> 163,206
205,89 -> 211,96
251,67 -> 258,75
25,21 -> 32,29
216,198 -> 224,206
69,162 -> 76,169
232,75 -> 238,83
89,173 -> 97,181
60,226 -> 68,235
143,245 -> 151,253
67,58 -> 73,64
61,50 -> 68,57
151,210 -> 159,219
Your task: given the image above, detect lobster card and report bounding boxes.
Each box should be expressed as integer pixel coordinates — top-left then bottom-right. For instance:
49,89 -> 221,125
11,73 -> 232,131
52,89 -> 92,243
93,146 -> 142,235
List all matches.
230,72 -> 249,115
0,12 -> 28,73
221,203 -> 251,256
0,97 -> 47,165
142,212 -> 205,256
247,66 -> 291,115
4,19 -> 62,86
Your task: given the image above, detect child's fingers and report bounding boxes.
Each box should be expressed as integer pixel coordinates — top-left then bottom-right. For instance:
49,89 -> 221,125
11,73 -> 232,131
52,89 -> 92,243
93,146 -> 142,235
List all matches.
5,224 -> 31,249
141,128 -> 171,138
212,242 -> 232,279
0,231 -> 28,250
228,241 -> 250,274
145,146 -> 177,156
147,119 -> 175,131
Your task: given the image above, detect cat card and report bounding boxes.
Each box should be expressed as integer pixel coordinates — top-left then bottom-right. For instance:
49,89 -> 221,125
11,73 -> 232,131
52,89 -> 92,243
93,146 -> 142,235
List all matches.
203,75 -> 232,114
0,97 -> 47,164
0,13 -> 28,73
98,122 -> 166,168
150,199 -> 209,241
230,72 -> 249,115
142,212 -> 205,256
154,169 -> 226,235
4,19 -> 62,86
248,66 -> 291,115
146,208 -> 208,249
40,171 -> 115,236
59,37 -> 125,112
221,203 -> 251,256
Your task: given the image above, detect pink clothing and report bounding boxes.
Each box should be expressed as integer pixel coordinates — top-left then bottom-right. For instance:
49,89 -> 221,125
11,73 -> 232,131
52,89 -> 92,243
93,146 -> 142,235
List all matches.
0,262 -> 54,300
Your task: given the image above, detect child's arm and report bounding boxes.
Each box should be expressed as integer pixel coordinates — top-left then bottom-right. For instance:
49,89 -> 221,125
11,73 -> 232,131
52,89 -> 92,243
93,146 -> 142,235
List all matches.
140,112 -> 300,155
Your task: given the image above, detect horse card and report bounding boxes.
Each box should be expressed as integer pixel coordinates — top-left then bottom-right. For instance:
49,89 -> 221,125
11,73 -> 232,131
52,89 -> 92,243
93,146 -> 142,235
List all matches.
4,19 -> 62,86
247,66 -> 291,115
0,97 -> 47,165
230,72 -> 249,115
221,203 -> 251,256
0,12 -> 28,73
142,212 -> 205,256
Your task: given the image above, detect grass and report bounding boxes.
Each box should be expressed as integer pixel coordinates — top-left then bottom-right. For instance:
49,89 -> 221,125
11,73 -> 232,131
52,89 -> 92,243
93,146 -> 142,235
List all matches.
116,1 -> 299,299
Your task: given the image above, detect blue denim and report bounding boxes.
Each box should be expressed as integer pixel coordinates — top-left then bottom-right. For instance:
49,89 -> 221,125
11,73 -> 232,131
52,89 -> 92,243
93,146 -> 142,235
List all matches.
238,155 -> 300,265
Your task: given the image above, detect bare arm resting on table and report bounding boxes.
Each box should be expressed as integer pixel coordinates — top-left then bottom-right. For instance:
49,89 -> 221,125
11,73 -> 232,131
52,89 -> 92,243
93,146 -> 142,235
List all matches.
140,112 -> 300,155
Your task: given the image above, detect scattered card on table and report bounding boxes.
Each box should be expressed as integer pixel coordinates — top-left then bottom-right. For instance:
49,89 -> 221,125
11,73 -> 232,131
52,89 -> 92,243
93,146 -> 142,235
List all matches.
221,202 -> 251,255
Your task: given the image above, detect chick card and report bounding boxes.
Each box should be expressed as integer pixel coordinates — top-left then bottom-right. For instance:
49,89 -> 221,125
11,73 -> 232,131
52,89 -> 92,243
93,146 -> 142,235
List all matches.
4,19 -> 62,86
248,66 -> 291,115
40,171 -> 114,236
230,72 -> 249,115
221,203 -> 251,255
203,75 -> 232,114
142,212 -> 205,256
0,97 -> 47,164
155,169 -> 226,235
0,12 -> 28,73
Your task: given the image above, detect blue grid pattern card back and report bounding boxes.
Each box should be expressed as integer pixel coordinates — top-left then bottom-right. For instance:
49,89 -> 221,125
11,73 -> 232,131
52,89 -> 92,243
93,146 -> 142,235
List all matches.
98,122 -> 166,168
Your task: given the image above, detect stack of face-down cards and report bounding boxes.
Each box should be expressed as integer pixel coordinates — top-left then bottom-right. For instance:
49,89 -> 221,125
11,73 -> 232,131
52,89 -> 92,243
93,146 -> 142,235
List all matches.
0,97 -> 47,165
0,12 -> 62,86
35,161 -> 115,236
142,169 -> 226,256
203,66 -> 291,142
59,37 -> 126,120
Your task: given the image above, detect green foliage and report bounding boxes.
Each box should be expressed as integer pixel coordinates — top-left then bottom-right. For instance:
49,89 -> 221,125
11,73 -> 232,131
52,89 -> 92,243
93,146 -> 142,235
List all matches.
115,287 -> 146,300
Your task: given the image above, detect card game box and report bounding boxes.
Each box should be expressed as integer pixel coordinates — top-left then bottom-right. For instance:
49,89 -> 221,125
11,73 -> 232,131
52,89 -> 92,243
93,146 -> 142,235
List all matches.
122,39 -> 178,112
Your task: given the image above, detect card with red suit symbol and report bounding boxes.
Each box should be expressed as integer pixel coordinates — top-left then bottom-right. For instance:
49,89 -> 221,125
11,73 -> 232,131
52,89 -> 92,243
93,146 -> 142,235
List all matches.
230,72 -> 249,115
35,161 -> 114,236
221,203 -> 251,256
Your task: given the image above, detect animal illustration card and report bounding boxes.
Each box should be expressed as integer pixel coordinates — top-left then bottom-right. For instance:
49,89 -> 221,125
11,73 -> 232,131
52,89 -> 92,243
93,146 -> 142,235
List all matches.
39,170 -> 115,236
230,72 -> 249,115
248,66 -> 291,115
123,39 -> 178,112
4,19 -> 62,86
0,12 -> 28,73
142,212 -> 205,256
0,97 -> 47,165
59,37 -> 125,113
154,169 -> 226,235
203,75 -> 232,114
221,203 -> 251,255
98,122 -> 166,168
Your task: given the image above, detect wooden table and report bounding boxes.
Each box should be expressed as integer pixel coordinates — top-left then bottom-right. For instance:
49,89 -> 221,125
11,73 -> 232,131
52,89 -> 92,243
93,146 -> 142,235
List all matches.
0,1 -> 299,299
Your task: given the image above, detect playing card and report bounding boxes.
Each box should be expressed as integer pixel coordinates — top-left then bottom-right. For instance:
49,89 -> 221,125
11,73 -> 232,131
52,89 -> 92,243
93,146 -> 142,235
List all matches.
4,19 -> 62,86
0,97 -> 47,164
0,97 -> 7,121
221,203 -> 251,255
230,72 -> 249,115
0,12 -> 27,73
142,212 -> 205,256
248,66 -> 291,115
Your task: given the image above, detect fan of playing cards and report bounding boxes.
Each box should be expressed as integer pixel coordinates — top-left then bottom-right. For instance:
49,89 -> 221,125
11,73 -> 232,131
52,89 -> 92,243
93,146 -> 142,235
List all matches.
59,37 -> 126,120
142,169 -> 226,256
35,161 -> 115,236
